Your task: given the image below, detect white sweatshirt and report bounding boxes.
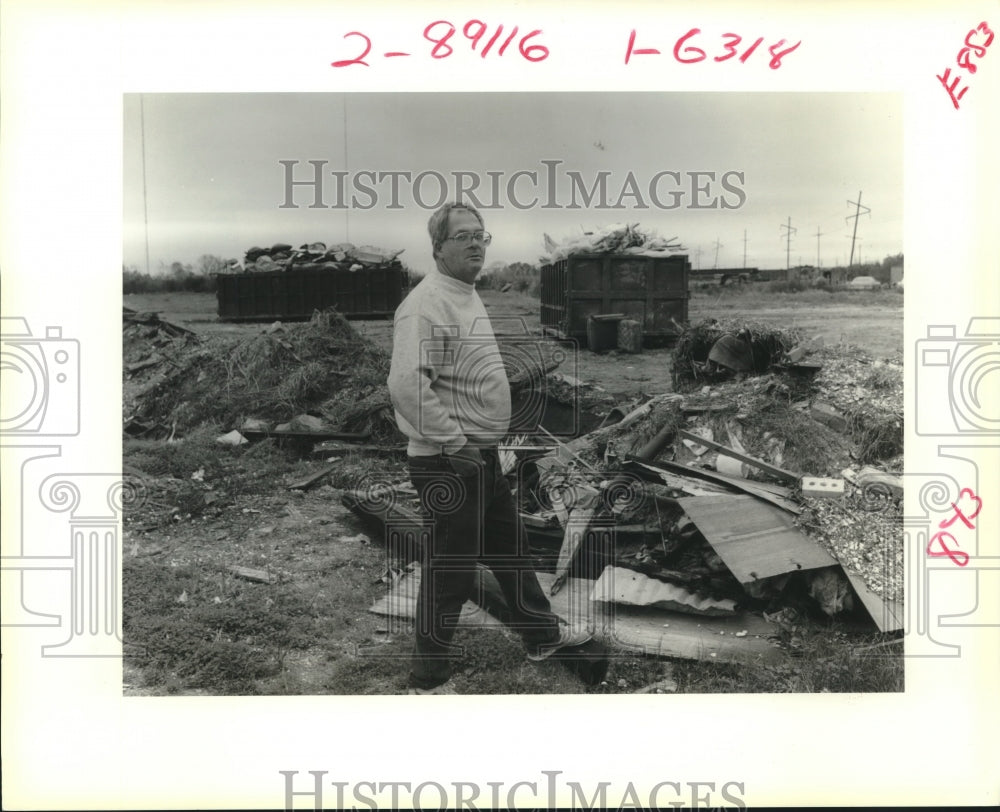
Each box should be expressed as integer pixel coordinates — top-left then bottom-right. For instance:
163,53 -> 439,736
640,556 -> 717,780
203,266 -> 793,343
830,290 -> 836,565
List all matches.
387,269 -> 511,456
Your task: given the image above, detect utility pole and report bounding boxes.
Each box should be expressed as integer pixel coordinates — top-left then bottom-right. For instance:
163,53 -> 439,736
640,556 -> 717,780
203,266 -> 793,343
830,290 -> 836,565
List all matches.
846,190 -> 870,267
712,238 -> 723,269
780,217 -> 796,271
743,229 -> 748,269
815,227 -> 823,269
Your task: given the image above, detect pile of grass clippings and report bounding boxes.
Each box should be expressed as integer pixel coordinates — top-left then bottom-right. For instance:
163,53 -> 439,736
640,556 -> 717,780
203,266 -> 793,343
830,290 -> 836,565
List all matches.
672,318 -> 802,390
128,308 -> 399,439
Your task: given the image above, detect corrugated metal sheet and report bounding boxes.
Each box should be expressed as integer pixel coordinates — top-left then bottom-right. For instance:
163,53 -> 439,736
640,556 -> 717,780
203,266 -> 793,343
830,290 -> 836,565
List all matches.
678,495 -> 836,582
842,568 -> 904,633
592,566 -> 736,616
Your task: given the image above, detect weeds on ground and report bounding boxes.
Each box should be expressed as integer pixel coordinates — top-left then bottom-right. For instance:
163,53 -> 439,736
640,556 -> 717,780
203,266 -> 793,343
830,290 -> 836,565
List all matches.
672,628 -> 903,693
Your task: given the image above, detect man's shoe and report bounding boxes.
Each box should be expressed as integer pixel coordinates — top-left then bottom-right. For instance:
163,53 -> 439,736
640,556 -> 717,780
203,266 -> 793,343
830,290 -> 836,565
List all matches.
407,682 -> 456,695
527,624 -> 593,662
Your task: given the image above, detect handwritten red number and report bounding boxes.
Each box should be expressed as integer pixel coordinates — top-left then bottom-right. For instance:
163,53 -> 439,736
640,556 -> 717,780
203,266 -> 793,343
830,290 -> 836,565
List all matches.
331,31 -> 372,68
740,37 -> 765,62
957,21 -> 994,72
498,26 -> 519,55
715,33 -> 742,62
674,28 -> 706,64
463,20 -> 487,51
939,488 -> 983,530
625,29 -> 661,64
768,39 -> 801,69
927,530 -> 970,567
480,25 -> 504,57
424,20 -> 456,58
519,30 -> 549,62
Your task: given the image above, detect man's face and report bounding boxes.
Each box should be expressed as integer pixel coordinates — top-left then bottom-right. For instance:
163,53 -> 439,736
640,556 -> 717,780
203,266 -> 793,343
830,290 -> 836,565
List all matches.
435,209 -> 487,284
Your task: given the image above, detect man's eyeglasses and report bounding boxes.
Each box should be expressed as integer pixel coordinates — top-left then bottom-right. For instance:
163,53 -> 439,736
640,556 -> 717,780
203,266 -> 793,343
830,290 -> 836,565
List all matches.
444,231 -> 492,245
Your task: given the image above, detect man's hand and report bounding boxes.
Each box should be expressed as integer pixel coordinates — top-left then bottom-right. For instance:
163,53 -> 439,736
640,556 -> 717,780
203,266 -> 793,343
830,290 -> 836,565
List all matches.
446,444 -> 484,477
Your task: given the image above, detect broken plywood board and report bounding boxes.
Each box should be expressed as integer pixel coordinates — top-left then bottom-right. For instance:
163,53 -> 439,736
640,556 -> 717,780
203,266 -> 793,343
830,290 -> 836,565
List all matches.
678,495 -> 836,583
369,567 -> 504,629
534,571 -> 782,664
592,567 -> 736,616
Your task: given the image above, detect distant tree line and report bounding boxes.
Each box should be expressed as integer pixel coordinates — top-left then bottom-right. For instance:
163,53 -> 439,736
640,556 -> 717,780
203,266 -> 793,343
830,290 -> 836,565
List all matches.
474,261 -> 540,296
123,255 -> 228,293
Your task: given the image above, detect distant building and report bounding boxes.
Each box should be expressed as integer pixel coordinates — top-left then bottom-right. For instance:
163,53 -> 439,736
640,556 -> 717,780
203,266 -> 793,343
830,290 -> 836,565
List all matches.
821,267 -> 848,286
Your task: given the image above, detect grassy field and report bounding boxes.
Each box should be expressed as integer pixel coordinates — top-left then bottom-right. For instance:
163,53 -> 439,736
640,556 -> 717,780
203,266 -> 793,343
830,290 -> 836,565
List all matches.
122,287 -> 903,695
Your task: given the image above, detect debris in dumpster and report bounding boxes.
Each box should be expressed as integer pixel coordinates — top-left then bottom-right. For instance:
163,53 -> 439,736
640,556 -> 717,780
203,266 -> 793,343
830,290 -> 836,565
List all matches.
541,223 -> 685,263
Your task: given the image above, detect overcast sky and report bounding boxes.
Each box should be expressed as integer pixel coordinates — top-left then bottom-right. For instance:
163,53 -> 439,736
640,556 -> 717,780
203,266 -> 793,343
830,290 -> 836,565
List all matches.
123,92 -> 902,275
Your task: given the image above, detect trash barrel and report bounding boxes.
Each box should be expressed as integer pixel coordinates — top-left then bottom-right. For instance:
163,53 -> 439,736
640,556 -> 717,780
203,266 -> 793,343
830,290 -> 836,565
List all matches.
587,314 -> 623,352
617,319 -> 643,353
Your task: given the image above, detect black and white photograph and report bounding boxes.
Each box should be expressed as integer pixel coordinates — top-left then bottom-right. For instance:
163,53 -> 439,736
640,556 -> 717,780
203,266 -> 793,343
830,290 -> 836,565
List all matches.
3,2 -> 998,809
120,92 -> 906,698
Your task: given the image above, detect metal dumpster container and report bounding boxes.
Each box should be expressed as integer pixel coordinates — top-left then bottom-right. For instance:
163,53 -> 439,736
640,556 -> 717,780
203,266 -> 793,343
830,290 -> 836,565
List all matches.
540,253 -> 690,346
215,265 -> 404,322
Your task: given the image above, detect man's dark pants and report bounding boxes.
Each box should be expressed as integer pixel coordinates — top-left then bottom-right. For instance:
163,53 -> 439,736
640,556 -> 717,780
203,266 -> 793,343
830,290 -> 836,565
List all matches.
406,447 -> 560,689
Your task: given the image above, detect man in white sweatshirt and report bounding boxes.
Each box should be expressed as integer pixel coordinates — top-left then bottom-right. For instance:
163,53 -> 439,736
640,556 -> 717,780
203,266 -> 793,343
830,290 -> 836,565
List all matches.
388,202 -> 590,694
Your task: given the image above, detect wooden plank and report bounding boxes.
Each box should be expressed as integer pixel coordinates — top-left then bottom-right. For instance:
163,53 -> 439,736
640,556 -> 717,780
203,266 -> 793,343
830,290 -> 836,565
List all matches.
286,463 -> 338,491
678,495 -> 836,582
243,428 -> 371,441
648,459 -> 802,514
625,460 -> 734,497
678,429 -> 800,484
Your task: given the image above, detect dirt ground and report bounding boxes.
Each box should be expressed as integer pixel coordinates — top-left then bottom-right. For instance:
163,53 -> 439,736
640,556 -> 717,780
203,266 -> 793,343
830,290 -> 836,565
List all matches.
122,285 -> 904,696
125,285 -> 903,397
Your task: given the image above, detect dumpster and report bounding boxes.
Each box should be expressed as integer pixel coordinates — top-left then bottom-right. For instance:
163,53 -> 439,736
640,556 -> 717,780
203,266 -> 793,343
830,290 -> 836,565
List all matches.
540,253 -> 690,346
215,265 -> 405,322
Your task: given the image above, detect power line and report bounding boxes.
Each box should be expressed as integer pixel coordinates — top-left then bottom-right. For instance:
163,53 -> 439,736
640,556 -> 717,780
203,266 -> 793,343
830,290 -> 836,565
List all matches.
846,190 -> 871,267
712,237 -> 723,269
140,94 -> 150,275
780,216 -> 796,271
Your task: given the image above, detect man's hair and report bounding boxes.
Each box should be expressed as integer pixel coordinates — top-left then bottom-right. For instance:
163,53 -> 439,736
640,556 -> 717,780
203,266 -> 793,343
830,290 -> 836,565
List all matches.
427,202 -> 485,256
